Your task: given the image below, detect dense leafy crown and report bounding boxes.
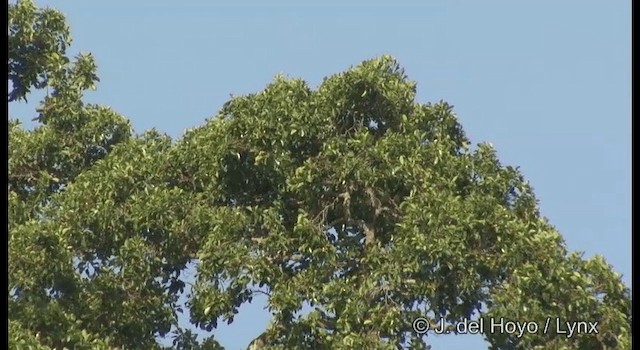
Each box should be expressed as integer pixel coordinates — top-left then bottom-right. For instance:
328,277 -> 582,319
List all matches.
8,1 -> 631,349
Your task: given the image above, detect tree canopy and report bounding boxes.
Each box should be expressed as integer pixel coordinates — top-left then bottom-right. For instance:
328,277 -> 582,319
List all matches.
8,1 -> 631,349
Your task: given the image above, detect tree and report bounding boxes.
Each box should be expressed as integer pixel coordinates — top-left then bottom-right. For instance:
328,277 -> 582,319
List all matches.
9,1 -> 631,349
9,1 -> 186,348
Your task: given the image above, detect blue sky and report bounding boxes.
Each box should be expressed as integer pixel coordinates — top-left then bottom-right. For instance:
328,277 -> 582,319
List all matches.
9,1 -> 631,349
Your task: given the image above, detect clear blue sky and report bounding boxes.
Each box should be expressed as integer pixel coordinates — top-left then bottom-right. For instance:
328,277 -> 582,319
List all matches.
10,1 -> 631,349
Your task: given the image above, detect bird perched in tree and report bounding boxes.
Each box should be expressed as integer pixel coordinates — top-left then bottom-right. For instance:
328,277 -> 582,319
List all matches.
246,332 -> 268,350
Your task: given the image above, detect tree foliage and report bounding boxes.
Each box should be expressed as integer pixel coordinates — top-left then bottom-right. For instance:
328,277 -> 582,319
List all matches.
8,1 -> 631,349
